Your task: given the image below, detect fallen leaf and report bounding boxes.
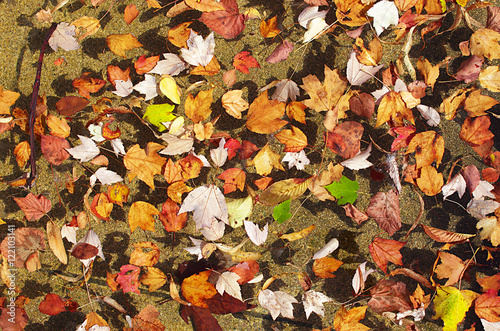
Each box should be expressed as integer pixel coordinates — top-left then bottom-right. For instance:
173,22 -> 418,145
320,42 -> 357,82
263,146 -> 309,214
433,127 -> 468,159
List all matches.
106,33 -> 143,58
222,90 -> 248,119
470,28 -> 500,60
416,165 -> 443,196
185,88 -> 213,123
178,184 -> 228,230
334,0 -> 370,26
434,252 -> 470,286
55,96 -> 89,116
347,51 -> 384,86
302,290 -> 332,319
417,57 -> 441,89
107,182 -> 129,206
124,143 -> 166,189
352,261 -> 375,295
66,135 -> 100,162
49,22 -> 80,51
130,241 -> 160,267
116,264 -> 141,294
72,72 -> 106,99
199,0 -> 246,39
354,37 -> 382,66
324,175 -> 359,205
280,224 -> 316,241
313,238 -> 339,260
453,55 -> 484,83
0,228 -> 45,271
366,189 -> 401,236
180,305 -> 221,331
40,134 -> 70,165
369,237 -> 405,273
218,168 -> 245,194
334,305 -> 370,331
227,196 -> 253,228
368,280 -> 413,314
249,144 -> 284,176
266,40 -> 294,64
421,224 -> 475,243
343,203 -> 369,225
433,286 -> 479,331
406,131 -> 445,169
349,92 -> 375,119
71,16 -> 100,40
38,293 -> 67,316
14,141 -> 30,167
47,220 -> 67,264
246,91 -> 287,134
479,65 -> 500,92
46,114 -> 70,138
159,198 -> 188,232
140,267 -> 167,292
301,65 -> 347,112
128,201 -> 160,233
14,193 -> 52,222
475,290 -> 500,323
367,0 -> 399,35
228,260 -> 259,284
125,304 -> 166,330
460,115 -> 495,146
259,177 -> 311,206
477,216 -> 500,247
124,4 -> 139,25
216,271 -> 242,301
150,53 -> 189,76
273,199 -> 292,223
233,51 -> 260,73
313,256 -> 344,278
478,273 -> 500,292
258,289 -> 298,320
275,126 -> 308,152
376,91 -> 415,127
182,270 -> 217,308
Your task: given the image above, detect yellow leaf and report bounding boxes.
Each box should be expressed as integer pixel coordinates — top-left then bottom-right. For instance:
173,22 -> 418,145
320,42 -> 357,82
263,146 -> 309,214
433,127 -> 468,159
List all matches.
128,201 -> 160,233
14,141 -> 30,168
124,143 -> 166,189
71,16 -> 101,40
159,75 -> 181,104
130,242 -> 160,267
433,286 -> 479,331
184,88 -> 213,123
279,224 -> 316,241
248,144 -> 284,176
301,66 -> 347,112
477,216 -> 500,247
260,16 -> 280,38
274,126 -> 308,152
0,87 -> 20,115
47,220 -> 67,265
222,90 -> 248,119
464,89 -> 499,117
185,0 -> 224,12
259,177 -> 312,206
313,256 -> 344,278
376,91 -> 414,127
334,306 -> 370,331
46,114 -> 70,138
470,28 -> 500,60
106,33 -> 143,58
417,57 -> 441,90
416,165 -> 443,196
140,267 -> 167,292
246,91 -> 287,134
479,66 -> 500,93
406,131 -> 445,169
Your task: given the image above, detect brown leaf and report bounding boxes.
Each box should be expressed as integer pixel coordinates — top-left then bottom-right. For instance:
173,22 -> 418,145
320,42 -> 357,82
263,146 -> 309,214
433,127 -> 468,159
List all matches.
124,304 -> 165,330
313,257 -> 344,278
368,280 -> 412,314
474,291 -> 500,323
366,190 -> 401,236
0,228 -> 45,271
56,96 -> 89,116
198,0 -> 246,39
438,88 -> 468,120
40,134 -> 70,165
369,237 -> 405,273
14,193 -> 52,222
258,177 -> 312,206
190,56 -> 221,76
279,224 -> 316,241
349,92 -> 375,119
478,273 -> 500,292
246,91 -> 287,134
327,121 -> 364,158
421,224 -> 475,243
343,203 -> 369,225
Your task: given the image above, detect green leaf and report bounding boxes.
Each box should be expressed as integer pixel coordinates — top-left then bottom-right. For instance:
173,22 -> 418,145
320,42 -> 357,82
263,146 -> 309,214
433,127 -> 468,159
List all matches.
143,104 -> 176,132
324,175 -> 359,205
227,196 -> 253,228
433,286 -> 479,331
273,199 -> 291,223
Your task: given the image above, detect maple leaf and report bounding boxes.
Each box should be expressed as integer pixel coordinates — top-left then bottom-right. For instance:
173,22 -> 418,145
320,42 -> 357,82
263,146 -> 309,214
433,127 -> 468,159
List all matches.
216,271 -> 242,301
185,88 -> 213,123
334,0 -> 370,26
49,22 -> 80,51
324,175 -> 359,205
124,143 -> 166,189
367,0 -> 399,36
125,305 -> 166,330
275,126 -> 307,152
133,74 -> 158,101
46,114 -> 70,138
301,65 -> 347,112
178,184 -> 228,230
313,256 -> 344,278
106,33 -> 143,58
180,305 -> 221,331
368,280 -> 413,314
218,168 -> 245,194
227,196 -> 253,228
369,237 -> 405,273
228,260 -> 259,284
434,252 -> 470,286
464,89 -> 499,117
128,201 -> 160,233
433,286 -> 479,331
66,135 -> 100,162
366,189 -> 401,236
282,150 -> 310,170
180,31 -> 214,66
416,165 -> 443,196
129,241 -> 160,267
376,91 -> 414,127
0,228 -> 45,271
258,289 -> 298,320
14,141 -> 30,168
159,198 -> 187,232
417,57 -> 441,90
260,16 -> 280,38
199,0 -> 246,39
246,91 -> 287,134
347,51 -> 384,86
116,264 -> 141,294
479,65 -> 500,92
233,51 -> 260,73
248,144 -> 284,176
334,306 -> 370,331
182,270 -> 218,308
107,182 -> 129,207
477,216 -> 500,246
150,53 -> 189,76
40,134 -> 70,165
140,267 -> 167,292
302,290 -> 332,319
475,290 -> 500,323
406,131 -> 445,169
72,72 -> 106,99
221,90 -> 248,119
14,193 -> 51,222
71,16 -> 100,40
244,221 -> 268,246
460,115 -> 495,146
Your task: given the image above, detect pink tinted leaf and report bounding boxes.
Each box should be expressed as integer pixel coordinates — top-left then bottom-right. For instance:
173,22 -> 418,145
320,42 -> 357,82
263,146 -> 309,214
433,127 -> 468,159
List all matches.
366,189 -> 401,236
116,264 -> 141,294
266,40 -> 294,64
199,0 -> 246,39
453,55 -> 484,83
14,193 -> 52,221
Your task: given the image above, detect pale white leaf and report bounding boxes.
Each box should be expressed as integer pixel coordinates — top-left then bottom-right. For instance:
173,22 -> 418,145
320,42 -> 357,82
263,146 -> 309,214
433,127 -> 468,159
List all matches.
90,167 -> 123,187
158,133 -> 194,155
367,0 -> 399,36
49,22 -> 80,51
179,184 -> 228,229
110,138 -> 125,156
417,105 -> 440,127
482,318 -> 500,331
244,221 -> 268,246
88,123 -> 105,142
113,79 -> 133,97
184,237 -> 208,260
76,319 -> 111,331
271,79 -> 300,102
371,85 -> 391,103
442,173 -> 466,200
352,261 -> 375,295
248,274 -> 264,283
303,17 -> 329,43
61,224 -> 77,245
210,138 -> 228,167
347,51 -> 384,86
200,219 -> 225,240
282,150 -> 310,170
133,74 -> 158,101
302,290 -> 332,319
396,307 -> 425,323
216,271 -> 242,301
191,150 -> 211,167
66,135 -> 100,162
298,6 -> 328,28
181,31 -> 215,67
313,238 -> 339,260
386,153 -> 402,194
467,198 -> 500,220
149,53 -> 189,76
258,289 -> 298,320
227,196 -> 253,228
473,180 -> 496,200
341,143 -> 373,170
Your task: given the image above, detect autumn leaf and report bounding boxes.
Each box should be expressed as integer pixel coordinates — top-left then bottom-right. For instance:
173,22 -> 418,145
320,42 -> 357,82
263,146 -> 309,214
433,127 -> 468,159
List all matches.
55,96 -> 89,117
72,72 -> 106,99
233,51 -> 260,73
376,91 -> 415,127
124,143 -> 166,189
221,89 -> 248,119
286,101 -> 306,124
168,22 -> 192,48
479,65 -> 500,92
182,270 -> 218,308
325,121 -> 364,158
354,37 -> 382,66
301,65 -> 347,112
459,115 -> 495,146
90,193 -> 113,221
124,4 -> 139,25
0,87 -> 20,115
246,91 -> 287,134
199,0 -> 246,39
71,16 -> 100,40
13,141 -> 30,168
416,165 -> 443,196
464,89 -> 499,117
116,264 -> 141,294
474,290 -> 500,322
365,190 -> 401,236
311,257 -> 343,279
417,57 -> 441,90
41,134 -> 70,165
218,168 -> 246,194
178,184 -> 228,230
125,305 -> 166,330
46,114 -> 70,138
259,177 -> 312,206
0,228 -> 45,271
38,293 -> 67,316
107,182 -> 129,207
140,267 -> 167,292
248,144 -> 284,176
279,224 -> 316,241
369,237 -> 405,274
159,198 -> 188,232
433,286 -> 479,331
434,252 -> 470,286
406,131 -> 445,169
477,216 -> 500,247
228,260 -> 259,284
129,242 -> 160,267
334,305 -> 370,331
420,224 -> 475,243
334,0 -> 370,26
106,33 -> 143,58
14,193 -> 52,222
185,88 -> 213,123
275,126 -> 308,152
469,28 -> 500,60
368,280 -> 413,314
128,201 -> 160,233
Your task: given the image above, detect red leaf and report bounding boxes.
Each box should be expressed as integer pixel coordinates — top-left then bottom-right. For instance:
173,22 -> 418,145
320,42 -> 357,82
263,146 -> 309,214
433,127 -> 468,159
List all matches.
330,121 -> 364,158
40,134 -> 70,165
217,168 -> 246,194
14,193 -> 51,222
134,55 -> 160,75
453,55 -> 484,83
266,40 -> 294,64
39,293 -> 66,316
389,125 -> 416,152
199,0 -> 246,39
70,243 -> 99,260
240,140 -> 259,160
369,237 -> 405,273
72,72 -> 106,99
0,300 -> 28,331
116,264 -> 141,294
55,96 -> 89,116
228,260 -> 259,284
365,189 -> 401,236
159,198 -> 187,232
233,51 -> 260,74
368,280 -> 413,314
180,305 -> 222,331
224,138 -> 241,160
206,292 -> 256,314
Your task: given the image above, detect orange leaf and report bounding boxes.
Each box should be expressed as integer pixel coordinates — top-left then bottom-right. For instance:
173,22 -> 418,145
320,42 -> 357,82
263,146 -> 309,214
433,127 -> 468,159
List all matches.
417,57 -> 441,90
233,51 -> 260,74
14,141 -> 30,168
312,257 -> 344,278
459,115 -> 495,146
354,37 -> 382,66
246,91 -> 287,134
167,181 -> 193,204
475,291 -> 500,322
181,270 -> 217,308
286,101 -> 306,124
334,305 -> 369,331
107,182 -> 129,207
124,4 -> 139,25
124,143 -> 166,189
420,224 -> 475,243
218,168 -> 246,194
248,144 -> 284,176
106,33 -> 143,58
326,121 -> 364,158
416,165 -> 443,196
254,177 -> 273,190
129,241 -> 160,267
478,273 -> 500,292
438,88 -> 468,120
90,193 -> 113,221
159,198 -> 187,232
275,126 -> 308,152
140,268 -> 167,292
434,251 -> 470,286
301,65 -> 347,113
368,237 -> 405,274
14,193 -> 52,222
46,114 -> 70,138
464,89 -> 499,117
72,72 -> 106,99
184,88 -> 213,123
190,56 -> 220,75
260,16 -> 280,38
406,130 -> 444,169
334,0 -> 370,26
185,0 -> 225,12
134,55 -> 160,75
0,87 -> 20,115
168,22 -> 192,48
163,158 -> 183,184
228,260 -> 259,284
179,154 -> 203,180
376,91 -> 414,127
106,65 -> 130,87
128,201 -> 160,233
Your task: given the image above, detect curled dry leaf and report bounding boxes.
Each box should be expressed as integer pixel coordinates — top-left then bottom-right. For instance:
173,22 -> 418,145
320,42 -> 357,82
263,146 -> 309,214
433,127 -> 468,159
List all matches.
421,224 -> 475,243
279,224 -> 316,241
47,220 -> 67,265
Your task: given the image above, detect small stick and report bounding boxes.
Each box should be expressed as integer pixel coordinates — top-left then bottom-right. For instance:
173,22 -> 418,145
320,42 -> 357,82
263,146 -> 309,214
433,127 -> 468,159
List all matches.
26,23 -> 57,188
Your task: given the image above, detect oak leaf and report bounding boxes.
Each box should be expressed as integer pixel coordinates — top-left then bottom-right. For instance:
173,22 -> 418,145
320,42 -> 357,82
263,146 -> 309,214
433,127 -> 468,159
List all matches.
128,201 -> 160,233
366,190 -> 401,236
124,143 -> 166,189
312,256 -> 344,278
369,237 -> 405,273
275,126 -> 308,152
376,91 -> 415,127
106,33 -> 143,58
406,131 -> 444,169
182,270 -> 218,308
249,144 -> 284,176
301,65 -> 347,112
14,193 -> 52,222
246,91 -> 287,134
185,89 -> 213,123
